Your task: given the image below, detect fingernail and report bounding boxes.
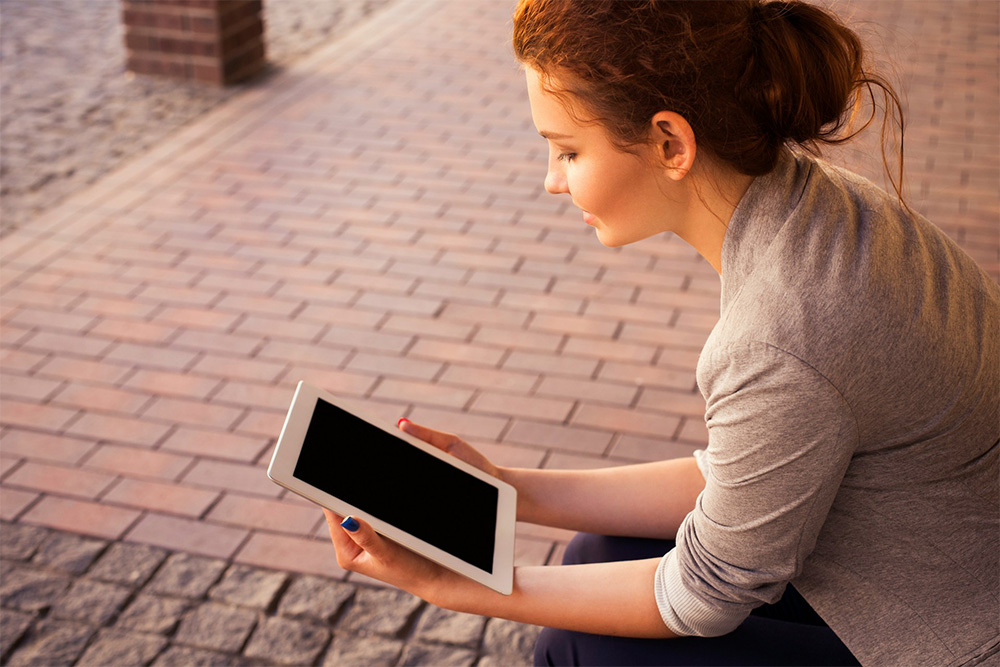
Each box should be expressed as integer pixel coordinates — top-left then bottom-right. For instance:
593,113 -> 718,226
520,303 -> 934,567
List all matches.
341,516 -> 359,532
397,418 -> 409,428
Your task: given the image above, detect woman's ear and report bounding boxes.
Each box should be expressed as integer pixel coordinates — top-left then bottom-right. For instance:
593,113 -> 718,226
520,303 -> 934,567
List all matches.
649,111 -> 696,180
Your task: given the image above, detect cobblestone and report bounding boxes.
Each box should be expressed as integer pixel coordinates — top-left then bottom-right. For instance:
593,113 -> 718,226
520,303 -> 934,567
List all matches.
74,628 -> 168,667
276,574 -> 354,622
0,567 -> 71,613
5,618 -> 95,667
147,552 -> 227,599
29,533 -> 106,575
242,615 -> 331,665
208,564 -> 288,610
322,634 -> 405,667
174,602 -> 258,654
0,524 -> 49,561
152,645 -> 239,667
398,642 -> 478,667
339,587 -> 423,637
413,605 -> 488,649
0,609 -> 35,660
88,541 -> 169,587
48,578 -> 132,625
115,593 -> 192,635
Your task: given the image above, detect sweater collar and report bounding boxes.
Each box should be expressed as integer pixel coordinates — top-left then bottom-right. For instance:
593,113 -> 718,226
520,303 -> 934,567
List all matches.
718,148 -> 811,312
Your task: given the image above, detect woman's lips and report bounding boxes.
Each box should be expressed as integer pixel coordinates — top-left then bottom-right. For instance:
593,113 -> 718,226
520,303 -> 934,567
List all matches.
582,211 -> 597,226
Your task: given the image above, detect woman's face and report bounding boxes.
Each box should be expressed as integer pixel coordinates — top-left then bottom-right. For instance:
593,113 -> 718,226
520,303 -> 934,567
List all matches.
525,67 -> 675,247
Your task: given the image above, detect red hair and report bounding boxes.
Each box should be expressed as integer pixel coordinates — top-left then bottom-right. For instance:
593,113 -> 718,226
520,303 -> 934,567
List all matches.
513,0 -> 904,196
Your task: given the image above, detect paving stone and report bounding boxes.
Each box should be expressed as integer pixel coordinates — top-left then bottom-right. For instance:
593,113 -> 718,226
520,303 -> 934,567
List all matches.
5,618 -> 95,667
399,641 -> 478,666
116,593 -> 192,635
277,574 -> 355,622
152,645 -> 240,667
0,608 -> 35,660
89,541 -> 169,586
338,587 -> 423,637
174,602 -> 258,654
243,615 -> 331,665
147,552 -> 227,599
413,605 -> 488,648
482,618 -> 543,661
30,531 -> 107,575
75,628 -> 167,667
0,523 -> 49,561
322,633 -> 404,667
0,567 -> 71,612
208,563 -> 288,610
49,577 -> 132,625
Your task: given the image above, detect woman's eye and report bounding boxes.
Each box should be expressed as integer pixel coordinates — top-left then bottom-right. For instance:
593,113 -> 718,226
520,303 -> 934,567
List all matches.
557,152 -> 577,162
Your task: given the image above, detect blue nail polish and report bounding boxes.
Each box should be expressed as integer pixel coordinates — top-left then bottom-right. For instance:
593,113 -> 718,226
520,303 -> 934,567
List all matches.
341,516 -> 359,532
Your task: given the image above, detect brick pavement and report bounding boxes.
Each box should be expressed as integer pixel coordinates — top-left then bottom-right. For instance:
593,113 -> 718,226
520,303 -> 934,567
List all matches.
1,0 -> 997,665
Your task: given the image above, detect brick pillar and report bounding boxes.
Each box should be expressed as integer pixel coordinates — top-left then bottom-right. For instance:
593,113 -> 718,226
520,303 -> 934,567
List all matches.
122,0 -> 266,86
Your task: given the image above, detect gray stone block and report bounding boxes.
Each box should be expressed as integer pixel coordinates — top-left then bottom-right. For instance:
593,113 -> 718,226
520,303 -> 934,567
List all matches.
174,601 -> 258,654
243,615 -> 331,665
0,523 -> 49,561
49,578 -> 132,625
482,618 -> 543,660
147,553 -> 227,599
399,641 -> 477,666
413,605 -> 488,649
116,593 -> 192,635
75,628 -> 167,667
0,609 -> 35,660
152,645 -> 239,667
31,531 -> 107,575
0,567 -> 71,612
322,634 -> 403,667
277,574 -> 355,622
89,541 -> 169,587
338,587 -> 423,637
5,619 -> 95,667
208,564 -> 288,610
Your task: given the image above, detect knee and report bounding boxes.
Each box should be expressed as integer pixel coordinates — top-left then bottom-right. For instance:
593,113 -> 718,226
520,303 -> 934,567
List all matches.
534,626 -> 576,666
561,532 -> 609,566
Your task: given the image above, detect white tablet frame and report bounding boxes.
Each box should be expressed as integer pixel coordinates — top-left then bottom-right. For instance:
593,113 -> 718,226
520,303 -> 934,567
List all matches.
267,381 -> 516,595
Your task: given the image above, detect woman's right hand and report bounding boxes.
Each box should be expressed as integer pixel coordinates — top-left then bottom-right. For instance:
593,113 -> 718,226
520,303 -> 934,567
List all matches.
397,419 -> 504,481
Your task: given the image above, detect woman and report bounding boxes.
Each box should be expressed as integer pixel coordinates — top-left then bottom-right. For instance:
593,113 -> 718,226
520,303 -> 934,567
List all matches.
325,1 -> 999,665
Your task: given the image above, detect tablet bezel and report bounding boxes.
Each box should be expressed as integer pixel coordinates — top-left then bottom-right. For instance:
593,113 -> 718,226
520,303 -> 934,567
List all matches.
267,381 -> 516,595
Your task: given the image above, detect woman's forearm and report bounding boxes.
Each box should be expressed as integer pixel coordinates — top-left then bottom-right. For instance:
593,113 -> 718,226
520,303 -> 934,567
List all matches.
500,456 -> 705,539
428,559 -> 677,639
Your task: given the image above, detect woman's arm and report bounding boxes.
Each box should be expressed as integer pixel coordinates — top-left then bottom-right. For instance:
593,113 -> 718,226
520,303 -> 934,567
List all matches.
327,511 -> 678,638
400,420 -> 706,540
503,458 -> 705,539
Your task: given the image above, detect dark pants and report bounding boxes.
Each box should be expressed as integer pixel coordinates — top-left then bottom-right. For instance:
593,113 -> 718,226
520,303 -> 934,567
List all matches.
534,533 -> 861,666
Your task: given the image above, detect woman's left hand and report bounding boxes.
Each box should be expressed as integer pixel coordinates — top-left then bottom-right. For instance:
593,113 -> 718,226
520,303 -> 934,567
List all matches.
323,509 -> 449,599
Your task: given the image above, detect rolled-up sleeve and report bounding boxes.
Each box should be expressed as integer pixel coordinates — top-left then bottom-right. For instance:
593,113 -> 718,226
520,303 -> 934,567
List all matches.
654,342 -> 857,637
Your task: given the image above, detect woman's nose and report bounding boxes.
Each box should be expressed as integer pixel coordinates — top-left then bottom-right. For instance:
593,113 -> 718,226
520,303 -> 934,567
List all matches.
544,167 -> 568,195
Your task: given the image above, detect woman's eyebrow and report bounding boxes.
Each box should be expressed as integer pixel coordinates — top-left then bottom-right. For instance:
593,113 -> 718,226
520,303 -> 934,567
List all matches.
539,130 -> 573,140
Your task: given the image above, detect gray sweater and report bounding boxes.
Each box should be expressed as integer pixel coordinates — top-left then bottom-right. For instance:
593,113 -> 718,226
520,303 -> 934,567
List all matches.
653,149 -> 999,666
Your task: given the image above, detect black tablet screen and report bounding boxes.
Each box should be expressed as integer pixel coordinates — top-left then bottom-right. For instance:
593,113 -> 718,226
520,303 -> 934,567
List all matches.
293,398 -> 498,573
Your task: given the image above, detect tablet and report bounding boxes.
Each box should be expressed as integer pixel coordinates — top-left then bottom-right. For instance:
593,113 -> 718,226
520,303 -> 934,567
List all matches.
267,381 -> 516,595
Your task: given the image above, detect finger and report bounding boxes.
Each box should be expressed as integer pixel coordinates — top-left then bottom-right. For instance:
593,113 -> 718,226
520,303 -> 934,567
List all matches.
323,509 -> 357,550
398,418 -> 462,452
339,515 -> 389,560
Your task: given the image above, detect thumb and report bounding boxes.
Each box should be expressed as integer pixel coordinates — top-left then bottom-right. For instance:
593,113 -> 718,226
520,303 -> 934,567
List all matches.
339,515 -> 387,558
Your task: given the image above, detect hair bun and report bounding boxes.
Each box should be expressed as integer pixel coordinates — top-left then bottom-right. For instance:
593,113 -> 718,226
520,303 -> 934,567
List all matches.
739,0 -> 863,144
